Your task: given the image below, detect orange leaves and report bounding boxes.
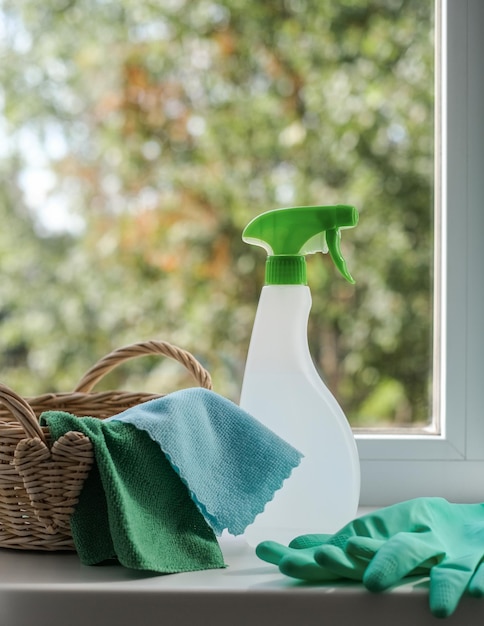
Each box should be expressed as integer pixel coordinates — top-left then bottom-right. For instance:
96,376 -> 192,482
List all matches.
120,56 -> 190,142
213,30 -> 237,57
87,189 -> 229,282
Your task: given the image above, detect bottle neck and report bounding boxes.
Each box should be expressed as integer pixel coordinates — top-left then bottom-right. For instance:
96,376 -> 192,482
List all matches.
265,256 -> 307,285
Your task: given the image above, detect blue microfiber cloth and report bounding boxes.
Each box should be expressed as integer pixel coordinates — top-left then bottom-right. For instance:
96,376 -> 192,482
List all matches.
107,388 -> 303,536
41,412 -> 225,573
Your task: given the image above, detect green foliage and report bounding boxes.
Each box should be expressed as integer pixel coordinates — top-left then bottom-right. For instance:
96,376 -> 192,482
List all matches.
0,0 -> 434,426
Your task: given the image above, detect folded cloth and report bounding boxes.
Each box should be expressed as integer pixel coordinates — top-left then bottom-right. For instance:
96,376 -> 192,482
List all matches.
106,388 -> 303,536
41,412 -> 225,573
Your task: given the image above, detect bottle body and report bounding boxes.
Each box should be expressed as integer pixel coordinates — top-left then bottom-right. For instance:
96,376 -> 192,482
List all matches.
240,285 -> 360,545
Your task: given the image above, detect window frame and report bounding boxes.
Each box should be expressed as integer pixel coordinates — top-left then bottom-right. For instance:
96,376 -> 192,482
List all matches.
357,0 -> 484,506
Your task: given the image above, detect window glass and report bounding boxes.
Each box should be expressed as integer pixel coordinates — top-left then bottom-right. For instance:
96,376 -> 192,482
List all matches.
0,0 -> 434,429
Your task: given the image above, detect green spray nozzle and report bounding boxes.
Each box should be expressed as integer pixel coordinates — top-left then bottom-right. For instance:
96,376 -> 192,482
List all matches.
242,205 -> 358,284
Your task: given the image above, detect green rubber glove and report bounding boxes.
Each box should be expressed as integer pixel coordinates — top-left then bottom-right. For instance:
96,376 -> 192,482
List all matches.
257,530 -> 386,581
314,497 -> 484,618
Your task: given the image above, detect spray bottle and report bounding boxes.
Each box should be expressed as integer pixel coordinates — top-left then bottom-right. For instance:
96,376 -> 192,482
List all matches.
239,205 -> 360,545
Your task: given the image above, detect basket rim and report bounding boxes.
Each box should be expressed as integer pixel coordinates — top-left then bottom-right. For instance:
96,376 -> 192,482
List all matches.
0,339 -> 212,440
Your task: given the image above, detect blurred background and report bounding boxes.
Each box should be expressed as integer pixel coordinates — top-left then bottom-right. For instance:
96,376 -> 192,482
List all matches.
0,0 -> 435,428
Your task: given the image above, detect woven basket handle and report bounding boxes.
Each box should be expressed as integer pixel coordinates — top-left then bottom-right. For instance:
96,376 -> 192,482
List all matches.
0,383 -> 47,443
73,340 -> 212,393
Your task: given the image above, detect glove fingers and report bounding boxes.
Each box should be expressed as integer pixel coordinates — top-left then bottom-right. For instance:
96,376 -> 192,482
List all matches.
315,544 -> 368,580
363,532 -> 441,592
255,540 -> 340,582
256,541 -> 293,566
348,536 -> 429,577
279,551 -> 341,582
256,535 -> 333,564
468,561 -> 484,598
346,537 -> 386,561
430,555 -> 483,618
289,534 -> 332,549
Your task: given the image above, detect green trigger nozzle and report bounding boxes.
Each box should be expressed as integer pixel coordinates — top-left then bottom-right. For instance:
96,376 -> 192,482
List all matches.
242,205 -> 358,285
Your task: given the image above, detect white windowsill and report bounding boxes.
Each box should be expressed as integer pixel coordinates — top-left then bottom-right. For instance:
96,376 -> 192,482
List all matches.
1,526 -> 483,626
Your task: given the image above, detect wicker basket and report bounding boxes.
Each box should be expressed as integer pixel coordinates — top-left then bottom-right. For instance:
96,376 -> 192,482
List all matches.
0,340 -> 212,551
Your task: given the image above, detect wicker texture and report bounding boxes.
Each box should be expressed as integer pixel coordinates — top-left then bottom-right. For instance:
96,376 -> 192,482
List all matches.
0,340 -> 212,551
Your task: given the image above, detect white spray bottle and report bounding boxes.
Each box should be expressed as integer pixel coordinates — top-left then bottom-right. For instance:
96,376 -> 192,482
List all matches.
239,205 -> 361,545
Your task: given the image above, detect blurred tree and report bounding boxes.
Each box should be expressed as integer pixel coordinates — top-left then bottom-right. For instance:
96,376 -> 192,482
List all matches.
0,0 -> 434,426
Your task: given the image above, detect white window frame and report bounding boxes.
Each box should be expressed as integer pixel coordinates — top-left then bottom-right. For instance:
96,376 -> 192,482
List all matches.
357,0 -> 484,506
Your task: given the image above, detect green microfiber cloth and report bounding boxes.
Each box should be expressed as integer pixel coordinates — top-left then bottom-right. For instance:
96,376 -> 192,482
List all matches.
41,411 -> 225,573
